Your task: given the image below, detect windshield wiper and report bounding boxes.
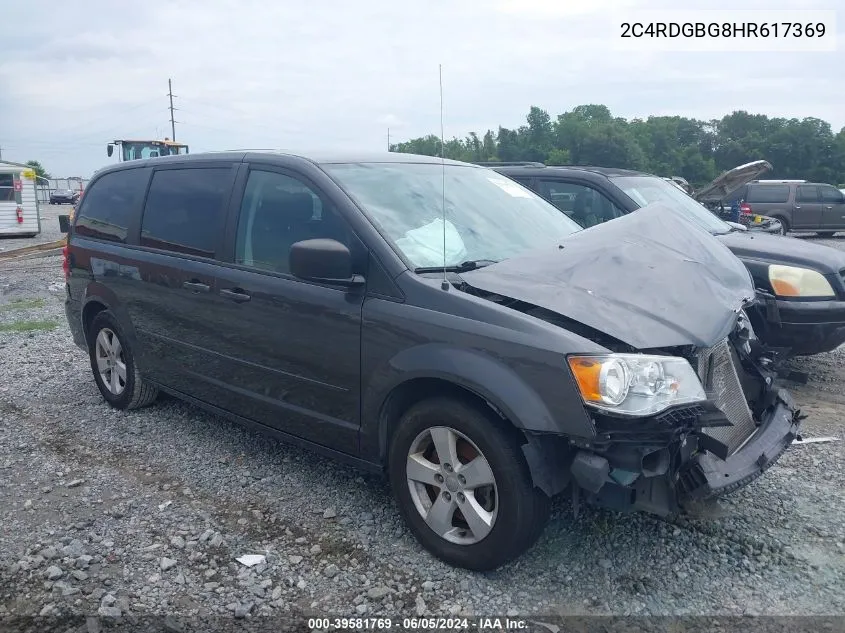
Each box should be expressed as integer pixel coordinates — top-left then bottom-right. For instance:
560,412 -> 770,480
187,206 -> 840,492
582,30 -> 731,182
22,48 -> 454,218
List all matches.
414,259 -> 499,274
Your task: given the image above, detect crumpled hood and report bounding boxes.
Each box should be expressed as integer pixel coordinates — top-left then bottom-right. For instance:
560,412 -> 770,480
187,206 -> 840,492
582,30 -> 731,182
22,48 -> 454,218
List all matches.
718,230 -> 845,274
461,203 -> 755,350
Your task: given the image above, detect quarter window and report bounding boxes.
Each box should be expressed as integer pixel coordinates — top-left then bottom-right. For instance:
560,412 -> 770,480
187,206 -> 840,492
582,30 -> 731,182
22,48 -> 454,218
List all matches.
745,185 -> 790,204
75,168 -> 148,243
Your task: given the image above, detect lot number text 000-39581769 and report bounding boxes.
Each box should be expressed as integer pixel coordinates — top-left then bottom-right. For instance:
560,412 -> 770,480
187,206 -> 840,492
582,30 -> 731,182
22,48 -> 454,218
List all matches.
611,10 -> 836,52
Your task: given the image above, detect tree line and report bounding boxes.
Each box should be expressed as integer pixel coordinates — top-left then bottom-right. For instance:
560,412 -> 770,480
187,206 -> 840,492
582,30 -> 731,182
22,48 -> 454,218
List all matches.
390,105 -> 845,187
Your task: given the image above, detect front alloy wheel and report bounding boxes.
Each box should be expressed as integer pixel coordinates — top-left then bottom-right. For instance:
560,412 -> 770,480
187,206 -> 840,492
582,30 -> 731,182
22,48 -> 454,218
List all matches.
389,396 -> 550,571
406,426 -> 498,545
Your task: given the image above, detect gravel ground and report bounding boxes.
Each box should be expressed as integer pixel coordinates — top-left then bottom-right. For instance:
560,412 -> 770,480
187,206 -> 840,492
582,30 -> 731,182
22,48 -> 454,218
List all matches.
0,242 -> 844,623
0,203 -> 67,253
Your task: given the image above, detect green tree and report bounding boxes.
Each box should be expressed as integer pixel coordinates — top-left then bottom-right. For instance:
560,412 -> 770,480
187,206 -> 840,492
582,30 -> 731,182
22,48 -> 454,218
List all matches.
25,160 -> 51,180
392,104 -> 845,187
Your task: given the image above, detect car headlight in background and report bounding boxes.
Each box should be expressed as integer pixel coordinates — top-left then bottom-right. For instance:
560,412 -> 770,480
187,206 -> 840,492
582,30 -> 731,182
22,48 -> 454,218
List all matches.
567,354 -> 706,417
768,265 -> 835,298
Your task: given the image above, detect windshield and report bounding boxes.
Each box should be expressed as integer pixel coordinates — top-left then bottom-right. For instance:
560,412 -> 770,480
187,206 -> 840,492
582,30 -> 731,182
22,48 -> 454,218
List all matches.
323,162 -> 581,268
121,143 -> 188,161
612,175 -> 731,235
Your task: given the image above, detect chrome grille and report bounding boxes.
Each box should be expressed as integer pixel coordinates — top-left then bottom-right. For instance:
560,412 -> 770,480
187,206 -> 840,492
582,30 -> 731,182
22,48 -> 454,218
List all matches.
696,338 -> 757,455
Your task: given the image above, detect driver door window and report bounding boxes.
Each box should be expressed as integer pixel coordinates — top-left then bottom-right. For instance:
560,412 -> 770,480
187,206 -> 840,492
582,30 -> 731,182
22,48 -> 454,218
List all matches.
820,185 -> 845,229
234,170 -> 354,275
536,180 -> 623,228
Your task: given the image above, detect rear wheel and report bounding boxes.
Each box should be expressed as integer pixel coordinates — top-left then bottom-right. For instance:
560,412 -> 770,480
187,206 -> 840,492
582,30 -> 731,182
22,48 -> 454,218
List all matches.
773,217 -> 789,235
388,396 -> 550,571
87,311 -> 158,410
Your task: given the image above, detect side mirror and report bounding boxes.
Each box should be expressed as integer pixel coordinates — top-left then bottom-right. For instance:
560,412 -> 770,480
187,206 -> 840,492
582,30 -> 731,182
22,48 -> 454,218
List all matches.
58,214 -> 71,233
107,144 -> 114,157
289,239 -> 364,287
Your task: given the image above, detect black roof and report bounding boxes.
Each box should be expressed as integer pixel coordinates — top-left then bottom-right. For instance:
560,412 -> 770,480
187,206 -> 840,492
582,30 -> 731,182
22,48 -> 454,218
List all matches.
91,151 -> 479,179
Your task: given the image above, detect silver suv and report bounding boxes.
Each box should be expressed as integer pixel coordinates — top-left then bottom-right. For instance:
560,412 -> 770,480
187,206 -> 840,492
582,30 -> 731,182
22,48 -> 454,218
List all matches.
726,180 -> 845,235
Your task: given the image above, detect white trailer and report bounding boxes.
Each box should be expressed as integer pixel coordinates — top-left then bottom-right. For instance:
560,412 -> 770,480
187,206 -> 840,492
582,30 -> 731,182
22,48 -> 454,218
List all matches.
0,161 -> 41,237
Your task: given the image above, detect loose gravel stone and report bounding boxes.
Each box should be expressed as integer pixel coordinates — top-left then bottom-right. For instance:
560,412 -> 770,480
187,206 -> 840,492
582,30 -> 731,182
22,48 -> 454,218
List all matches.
45,566 -> 63,581
160,557 -> 178,571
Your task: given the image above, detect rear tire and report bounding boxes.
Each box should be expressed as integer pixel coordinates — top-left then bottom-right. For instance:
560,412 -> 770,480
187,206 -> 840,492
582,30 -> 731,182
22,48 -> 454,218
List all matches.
388,396 -> 550,571
773,217 -> 789,234
87,311 -> 158,410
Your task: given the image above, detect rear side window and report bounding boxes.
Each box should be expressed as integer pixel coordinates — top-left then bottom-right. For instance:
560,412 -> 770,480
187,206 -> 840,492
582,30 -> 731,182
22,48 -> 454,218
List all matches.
536,179 -> 624,227
75,168 -> 148,243
140,168 -> 233,258
795,185 -> 819,203
745,185 -> 790,204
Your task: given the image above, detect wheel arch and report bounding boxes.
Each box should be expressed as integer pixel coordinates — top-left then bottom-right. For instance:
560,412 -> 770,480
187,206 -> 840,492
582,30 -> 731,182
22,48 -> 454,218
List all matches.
79,285 -> 142,353
366,345 -> 575,498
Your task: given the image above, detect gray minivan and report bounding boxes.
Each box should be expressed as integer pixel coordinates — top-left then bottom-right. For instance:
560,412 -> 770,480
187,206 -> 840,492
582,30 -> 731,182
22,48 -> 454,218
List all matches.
727,181 -> 845,235
60,151 -> 800,570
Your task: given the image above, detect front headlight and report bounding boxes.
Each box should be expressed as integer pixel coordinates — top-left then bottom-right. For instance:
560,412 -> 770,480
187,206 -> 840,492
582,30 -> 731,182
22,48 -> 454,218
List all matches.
768,264 -> 834,298
567,354 -> 706,417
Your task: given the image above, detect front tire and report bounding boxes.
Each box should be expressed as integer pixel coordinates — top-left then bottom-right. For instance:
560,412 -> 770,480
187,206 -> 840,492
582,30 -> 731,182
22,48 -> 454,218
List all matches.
388,396 -> 550,571
87,311 -> 158,410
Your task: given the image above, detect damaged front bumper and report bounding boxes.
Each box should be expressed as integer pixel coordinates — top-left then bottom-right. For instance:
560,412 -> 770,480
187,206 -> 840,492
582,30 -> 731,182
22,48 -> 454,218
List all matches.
677,387 -> 800,501
567,388 -> 801,516
569,321 -> 803,516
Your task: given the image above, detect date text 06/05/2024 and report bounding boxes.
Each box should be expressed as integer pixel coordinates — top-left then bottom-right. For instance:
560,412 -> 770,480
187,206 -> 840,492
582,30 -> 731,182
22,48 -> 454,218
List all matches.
621,22 -> 826,38
306,616 -> 530,630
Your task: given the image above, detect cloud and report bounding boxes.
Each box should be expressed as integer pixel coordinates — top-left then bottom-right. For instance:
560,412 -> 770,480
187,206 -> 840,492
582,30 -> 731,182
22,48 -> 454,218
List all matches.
0,0 -> 842,177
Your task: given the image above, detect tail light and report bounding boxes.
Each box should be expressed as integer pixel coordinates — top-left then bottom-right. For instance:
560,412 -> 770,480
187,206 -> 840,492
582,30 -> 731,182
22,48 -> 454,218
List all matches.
62,246 -> 70,280
740,203 -> 752,215
15,207 -> 23,223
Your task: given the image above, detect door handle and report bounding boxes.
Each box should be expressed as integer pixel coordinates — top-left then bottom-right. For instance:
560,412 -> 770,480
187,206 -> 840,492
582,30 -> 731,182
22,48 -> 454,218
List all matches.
825,205 -> 833,209
794,205 -> 801,209
183,280 -> 210,293
220,288 -> 251,303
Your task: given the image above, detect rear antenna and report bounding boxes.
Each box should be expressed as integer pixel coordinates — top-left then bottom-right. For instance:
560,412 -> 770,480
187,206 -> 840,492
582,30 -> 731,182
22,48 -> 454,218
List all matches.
439,63 -> 449,291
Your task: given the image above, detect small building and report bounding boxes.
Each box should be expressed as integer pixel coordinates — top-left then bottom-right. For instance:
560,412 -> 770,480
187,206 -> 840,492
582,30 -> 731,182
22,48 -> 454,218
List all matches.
0,161 -> 41,237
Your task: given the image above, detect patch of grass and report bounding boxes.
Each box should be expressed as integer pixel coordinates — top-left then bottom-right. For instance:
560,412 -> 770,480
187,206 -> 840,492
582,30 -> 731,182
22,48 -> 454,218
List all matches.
0,298 -> 46,313
0,319 -> 57,333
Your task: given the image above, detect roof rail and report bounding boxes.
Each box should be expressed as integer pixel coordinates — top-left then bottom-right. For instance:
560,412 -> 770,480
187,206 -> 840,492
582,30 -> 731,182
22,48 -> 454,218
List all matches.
473,161 -> 546,168
753,179 -> 806,183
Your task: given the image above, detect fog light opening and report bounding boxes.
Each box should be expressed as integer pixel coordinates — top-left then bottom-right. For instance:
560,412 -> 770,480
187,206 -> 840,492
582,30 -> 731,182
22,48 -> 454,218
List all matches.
641,448 -> 670,478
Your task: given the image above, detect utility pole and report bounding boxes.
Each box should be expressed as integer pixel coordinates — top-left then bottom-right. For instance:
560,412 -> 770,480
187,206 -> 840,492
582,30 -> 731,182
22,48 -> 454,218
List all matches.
167,78 -> 178,141
387,128 -> 390,151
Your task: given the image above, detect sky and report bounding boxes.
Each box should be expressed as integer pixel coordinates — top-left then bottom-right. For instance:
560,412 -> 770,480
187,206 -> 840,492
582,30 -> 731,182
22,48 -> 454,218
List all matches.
0,0 -> 841,178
